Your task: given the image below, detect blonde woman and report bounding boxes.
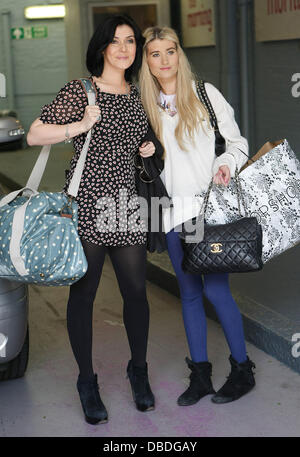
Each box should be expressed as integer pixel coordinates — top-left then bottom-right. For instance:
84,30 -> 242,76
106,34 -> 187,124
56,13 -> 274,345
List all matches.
139,26 -> 256,406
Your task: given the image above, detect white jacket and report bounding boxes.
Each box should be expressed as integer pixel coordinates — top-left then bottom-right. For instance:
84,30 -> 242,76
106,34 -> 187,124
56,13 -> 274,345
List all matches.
159,81 -> 249,233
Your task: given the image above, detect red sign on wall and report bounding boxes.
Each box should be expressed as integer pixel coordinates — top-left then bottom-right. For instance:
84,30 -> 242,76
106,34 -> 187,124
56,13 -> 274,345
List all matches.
255,0 -> 300,42
181,0 -> 216,47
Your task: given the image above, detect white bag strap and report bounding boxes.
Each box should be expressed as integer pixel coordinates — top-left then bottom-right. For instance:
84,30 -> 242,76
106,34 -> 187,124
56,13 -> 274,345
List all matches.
0,188 -> 36,275
0,187 -> 38,208
67,79 -> 97,197
9,198 -> 32,276
25,145 -> 51,192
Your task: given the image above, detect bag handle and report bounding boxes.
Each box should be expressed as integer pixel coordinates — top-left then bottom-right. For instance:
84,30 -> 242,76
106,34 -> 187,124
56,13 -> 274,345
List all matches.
194,80 -> 249,219
240,140 -> 284,172
180,172 -> 248,243
200,170 -> 248,220
196,80 -> 219,131
24,145 -> 51,193
196,80 -> 226,157
196,80 -> 255,167
0,187 -> 38,208
66,78 -> 97,197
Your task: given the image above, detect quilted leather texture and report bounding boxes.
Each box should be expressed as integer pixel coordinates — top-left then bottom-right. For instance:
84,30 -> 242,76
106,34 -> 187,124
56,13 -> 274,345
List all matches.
181,217 -> 263,274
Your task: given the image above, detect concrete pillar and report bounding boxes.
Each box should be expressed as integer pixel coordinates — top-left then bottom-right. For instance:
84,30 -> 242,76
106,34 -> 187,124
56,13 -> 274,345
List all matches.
64,0 -> 85,80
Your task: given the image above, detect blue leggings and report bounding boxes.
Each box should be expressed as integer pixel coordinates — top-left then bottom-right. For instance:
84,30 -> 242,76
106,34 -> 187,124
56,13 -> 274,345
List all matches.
166,229 -> 247,363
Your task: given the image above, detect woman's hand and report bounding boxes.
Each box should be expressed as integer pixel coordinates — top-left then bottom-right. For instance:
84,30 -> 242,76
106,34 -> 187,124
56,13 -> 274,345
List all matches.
139,141 -> 155,158
213,165 -> 231,186
80,105 -> 101,132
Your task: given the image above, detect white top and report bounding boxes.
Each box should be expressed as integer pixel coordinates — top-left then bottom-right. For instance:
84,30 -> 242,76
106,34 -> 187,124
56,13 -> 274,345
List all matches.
159,81 -> 249,233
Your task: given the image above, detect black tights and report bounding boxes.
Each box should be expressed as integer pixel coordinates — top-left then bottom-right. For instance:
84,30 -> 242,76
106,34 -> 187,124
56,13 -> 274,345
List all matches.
66,239 -> 149,381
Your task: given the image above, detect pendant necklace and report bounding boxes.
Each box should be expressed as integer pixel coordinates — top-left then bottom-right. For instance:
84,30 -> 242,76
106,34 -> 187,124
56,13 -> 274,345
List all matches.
95,77 -> 130,99
158,93 -> 177,117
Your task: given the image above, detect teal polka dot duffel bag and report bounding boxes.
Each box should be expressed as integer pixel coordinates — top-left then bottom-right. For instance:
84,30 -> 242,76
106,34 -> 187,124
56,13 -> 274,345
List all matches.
0,188 -> 88,286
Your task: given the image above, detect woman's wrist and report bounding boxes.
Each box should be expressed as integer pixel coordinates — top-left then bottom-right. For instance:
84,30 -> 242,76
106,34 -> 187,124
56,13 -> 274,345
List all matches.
69,121 -> 87,138
212,153 -> 235,177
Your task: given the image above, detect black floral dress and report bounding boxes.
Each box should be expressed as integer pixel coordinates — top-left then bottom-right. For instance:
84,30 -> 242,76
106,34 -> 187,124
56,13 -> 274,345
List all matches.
40,78 -> 148,247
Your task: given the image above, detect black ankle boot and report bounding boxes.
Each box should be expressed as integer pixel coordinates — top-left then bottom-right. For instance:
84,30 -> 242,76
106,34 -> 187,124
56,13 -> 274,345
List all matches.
177,357 -> 215,406
76,374 -> 108,424
126,360 -> 155,412
211,355 -> 256,404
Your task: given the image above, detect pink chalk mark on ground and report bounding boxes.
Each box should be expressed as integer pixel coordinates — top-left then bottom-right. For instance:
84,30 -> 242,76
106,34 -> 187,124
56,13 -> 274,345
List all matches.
173,404 -> 216,437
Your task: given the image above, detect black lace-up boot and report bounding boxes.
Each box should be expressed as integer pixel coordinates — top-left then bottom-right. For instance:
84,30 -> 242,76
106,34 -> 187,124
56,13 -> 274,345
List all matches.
126,360 -> 155,412
177,357 -> 215,406
76,374 -> 108,424
211,355 -> 256,404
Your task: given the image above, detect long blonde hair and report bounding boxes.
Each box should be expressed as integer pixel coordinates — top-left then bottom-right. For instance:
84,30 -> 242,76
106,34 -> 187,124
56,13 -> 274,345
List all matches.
139,26 -> 210,152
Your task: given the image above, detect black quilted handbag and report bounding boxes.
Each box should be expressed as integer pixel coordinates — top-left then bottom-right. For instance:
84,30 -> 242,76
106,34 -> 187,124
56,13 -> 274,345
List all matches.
180,175 -> 264,275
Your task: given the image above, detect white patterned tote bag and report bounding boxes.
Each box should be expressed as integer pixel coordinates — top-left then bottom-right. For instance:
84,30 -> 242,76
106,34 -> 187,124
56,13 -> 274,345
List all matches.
203,139 -> 300,263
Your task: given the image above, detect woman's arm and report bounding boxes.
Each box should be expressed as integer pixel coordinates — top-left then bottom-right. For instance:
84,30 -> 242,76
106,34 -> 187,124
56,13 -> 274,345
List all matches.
27,118 -> 83,146
205,83 -> 249,177
27,105 -> 100,146
27,80 -> 100,146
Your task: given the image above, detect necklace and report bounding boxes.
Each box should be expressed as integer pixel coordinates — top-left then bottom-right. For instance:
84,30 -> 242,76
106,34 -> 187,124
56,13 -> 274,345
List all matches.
157,99 -> 177,117
93,77 -> 130,99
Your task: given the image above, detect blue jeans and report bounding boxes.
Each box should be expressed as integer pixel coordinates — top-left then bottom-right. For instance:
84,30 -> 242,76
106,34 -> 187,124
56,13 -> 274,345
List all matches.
166,229 -> 247,363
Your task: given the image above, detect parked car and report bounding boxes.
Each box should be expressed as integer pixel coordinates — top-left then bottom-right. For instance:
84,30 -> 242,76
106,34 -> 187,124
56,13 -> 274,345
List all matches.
0,184 -> 29,381
0,110 -> 25,151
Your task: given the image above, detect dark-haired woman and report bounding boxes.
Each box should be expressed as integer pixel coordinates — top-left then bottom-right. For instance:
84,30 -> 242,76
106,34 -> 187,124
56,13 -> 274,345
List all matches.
27,15 -> 156,424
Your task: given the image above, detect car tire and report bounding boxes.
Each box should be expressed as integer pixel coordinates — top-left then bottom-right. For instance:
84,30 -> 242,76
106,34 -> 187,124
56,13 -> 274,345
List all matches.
9,138 -> 24,150
0,325 -> 29,381
0,138 -> 24,152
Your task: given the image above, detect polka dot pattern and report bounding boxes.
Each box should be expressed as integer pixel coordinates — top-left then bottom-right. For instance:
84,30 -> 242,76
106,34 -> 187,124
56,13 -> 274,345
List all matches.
40,79 -> 148,247
0,192 -> 88,286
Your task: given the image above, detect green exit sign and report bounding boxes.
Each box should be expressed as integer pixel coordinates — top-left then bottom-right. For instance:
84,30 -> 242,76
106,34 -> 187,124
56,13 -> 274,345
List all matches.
11,26 -> 48,40
32,26 -> 48,38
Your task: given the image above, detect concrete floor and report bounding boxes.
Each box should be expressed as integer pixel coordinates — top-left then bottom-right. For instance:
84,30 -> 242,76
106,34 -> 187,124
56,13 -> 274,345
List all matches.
0,256 -> 299,437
